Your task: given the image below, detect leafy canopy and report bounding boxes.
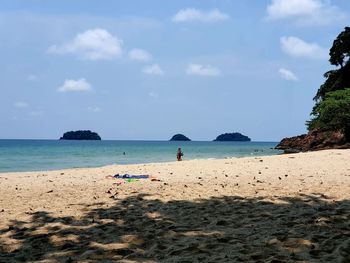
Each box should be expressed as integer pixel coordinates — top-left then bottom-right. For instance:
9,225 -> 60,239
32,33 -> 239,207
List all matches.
329,26 -> 350,67
308,88 -> 350,136
309,27 -> 350,139
313,27 -> 350,102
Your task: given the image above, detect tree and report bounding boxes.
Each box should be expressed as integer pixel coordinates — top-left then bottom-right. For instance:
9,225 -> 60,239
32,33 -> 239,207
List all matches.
314,65 -> 350,102
313,27 -> 350,103
308,88 -> 350,140
309,27 -> 350,138
329,27 -> 350,68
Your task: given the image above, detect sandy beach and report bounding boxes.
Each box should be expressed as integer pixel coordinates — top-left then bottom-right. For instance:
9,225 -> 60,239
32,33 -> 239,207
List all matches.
0,149 -> 350,262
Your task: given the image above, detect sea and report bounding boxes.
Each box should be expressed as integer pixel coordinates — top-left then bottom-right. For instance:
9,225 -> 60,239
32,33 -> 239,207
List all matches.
0,140 -> 281,173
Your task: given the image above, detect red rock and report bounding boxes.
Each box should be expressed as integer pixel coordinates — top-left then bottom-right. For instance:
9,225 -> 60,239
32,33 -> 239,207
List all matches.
276,129 -> 350,153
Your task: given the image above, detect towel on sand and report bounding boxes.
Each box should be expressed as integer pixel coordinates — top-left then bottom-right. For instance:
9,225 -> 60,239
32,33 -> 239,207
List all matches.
114,174 -> 149,179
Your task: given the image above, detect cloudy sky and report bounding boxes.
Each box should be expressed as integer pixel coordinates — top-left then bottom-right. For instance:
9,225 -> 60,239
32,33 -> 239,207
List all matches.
0,0 -> 349,141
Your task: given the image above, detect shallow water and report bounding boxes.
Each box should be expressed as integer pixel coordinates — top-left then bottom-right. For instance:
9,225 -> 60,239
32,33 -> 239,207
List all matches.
0,140 -> 280,172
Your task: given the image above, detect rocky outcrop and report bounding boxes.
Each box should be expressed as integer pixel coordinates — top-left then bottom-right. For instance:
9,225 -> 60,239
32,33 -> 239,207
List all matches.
214,132 -> 251,142
276,129 -> 350,153
60,130 -> 101,140
170,134 -> 191,141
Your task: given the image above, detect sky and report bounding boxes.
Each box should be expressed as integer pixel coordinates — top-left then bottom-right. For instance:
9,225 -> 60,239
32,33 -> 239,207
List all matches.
0,0 -> 349,141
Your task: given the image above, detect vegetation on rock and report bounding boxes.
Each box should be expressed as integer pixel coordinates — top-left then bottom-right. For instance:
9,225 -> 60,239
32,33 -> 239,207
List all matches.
277,27 -> 350,152
308,27 -> 350,139
309,89 -> 350,140
170,134 -> 191,141
60,130 -> 101,140
214,132 -> 251,142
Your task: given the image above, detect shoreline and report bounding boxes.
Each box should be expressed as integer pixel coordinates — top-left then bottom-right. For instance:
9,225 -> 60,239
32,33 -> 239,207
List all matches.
1,149 -> 349,262
0,151 -> 282,175
0,139 -> 279,174
0,148 -> 345,175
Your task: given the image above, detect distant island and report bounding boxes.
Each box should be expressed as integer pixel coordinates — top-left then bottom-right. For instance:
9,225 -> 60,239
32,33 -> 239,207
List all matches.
214,132 -> 251,142
60,130 -> 101,140
170,134 -> 191,141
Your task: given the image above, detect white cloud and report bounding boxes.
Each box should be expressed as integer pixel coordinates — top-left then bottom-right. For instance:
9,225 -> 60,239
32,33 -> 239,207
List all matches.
280,36 -> 328,59
128,49 -> 152,62
29,110 -> 44,117
27,75 -> 39,81
266,0 -> 345,25
279,68 -> 298,81
267,0 -> 321,18
88,106 -> 101,113
186,63 -> 221,77
57,78 -> 92,92
148,92 -> 159,98
14,101 -> 28,108
48,28 -> 123,60
173,8 -> 229,23
142,64 -> 164,75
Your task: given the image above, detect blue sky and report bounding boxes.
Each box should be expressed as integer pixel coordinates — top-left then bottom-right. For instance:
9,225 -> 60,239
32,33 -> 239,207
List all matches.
0,0 -> 349,141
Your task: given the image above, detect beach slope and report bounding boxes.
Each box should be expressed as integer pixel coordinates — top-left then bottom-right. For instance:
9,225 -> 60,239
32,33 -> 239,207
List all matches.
0,150 -> 350,262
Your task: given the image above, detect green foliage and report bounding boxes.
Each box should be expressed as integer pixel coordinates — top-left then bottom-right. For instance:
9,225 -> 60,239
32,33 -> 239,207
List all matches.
213,132 -> 251,142
313,27 -> 350,103
60,130 -> 101,140
309,27 -> 350,138
313,66 -> 350,102
329,27 -> 350,67
308,88 -> 350,138
170,134 -> 191,141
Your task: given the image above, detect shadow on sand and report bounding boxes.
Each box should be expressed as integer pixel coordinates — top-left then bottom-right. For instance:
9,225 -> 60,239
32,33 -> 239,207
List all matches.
0,194 -> 349,262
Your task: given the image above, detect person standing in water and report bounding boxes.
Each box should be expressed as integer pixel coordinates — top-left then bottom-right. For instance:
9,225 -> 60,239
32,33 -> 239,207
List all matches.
177,148 -> 183,161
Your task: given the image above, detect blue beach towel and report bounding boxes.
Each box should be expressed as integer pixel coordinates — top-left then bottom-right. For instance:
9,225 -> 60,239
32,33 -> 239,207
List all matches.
114,174 -> 149,179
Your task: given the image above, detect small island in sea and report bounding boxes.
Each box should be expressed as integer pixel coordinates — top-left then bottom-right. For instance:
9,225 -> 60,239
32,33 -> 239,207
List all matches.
169,134 -> 191,141
214,132 -> 251,142
60,130 -> 101,140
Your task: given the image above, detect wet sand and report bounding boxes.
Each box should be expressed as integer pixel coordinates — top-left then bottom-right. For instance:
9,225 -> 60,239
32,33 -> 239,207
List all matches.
0,149 -> 350,262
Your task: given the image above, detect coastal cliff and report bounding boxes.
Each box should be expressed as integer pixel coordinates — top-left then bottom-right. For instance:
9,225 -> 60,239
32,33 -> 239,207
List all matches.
276,130 -> 350,153
60,130 -> 101,140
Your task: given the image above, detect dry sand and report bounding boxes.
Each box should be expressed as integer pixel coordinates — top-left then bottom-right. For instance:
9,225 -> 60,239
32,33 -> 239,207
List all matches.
0,149 -> 350,262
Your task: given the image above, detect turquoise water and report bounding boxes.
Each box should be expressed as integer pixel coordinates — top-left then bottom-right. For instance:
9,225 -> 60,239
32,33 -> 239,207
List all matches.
0,140 -> 280,173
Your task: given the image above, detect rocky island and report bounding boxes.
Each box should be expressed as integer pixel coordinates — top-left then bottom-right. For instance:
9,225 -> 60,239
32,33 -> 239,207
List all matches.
60,130 -> 101,140
214,132 -> 251,142
170,134 -> 191,141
